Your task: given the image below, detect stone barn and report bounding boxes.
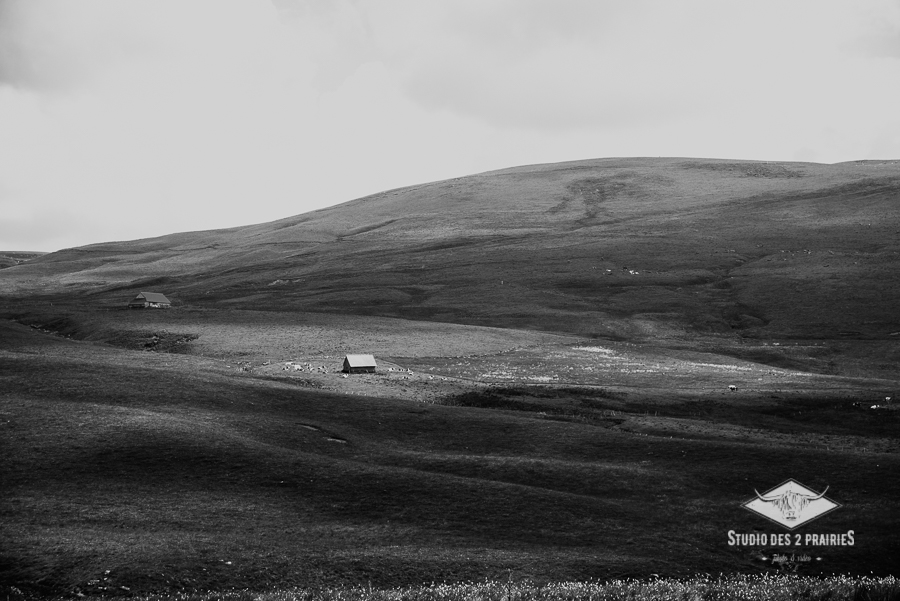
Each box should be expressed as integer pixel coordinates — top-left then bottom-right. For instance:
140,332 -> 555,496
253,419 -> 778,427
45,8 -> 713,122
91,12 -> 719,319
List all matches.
127,292 -> 172,309
342,354 -> 376,374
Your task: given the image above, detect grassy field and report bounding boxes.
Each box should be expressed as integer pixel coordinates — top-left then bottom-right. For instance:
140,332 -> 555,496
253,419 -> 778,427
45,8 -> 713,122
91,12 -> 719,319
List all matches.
1,310 -> 898,597
6,575 -> 898,601
1,157 -> 899,597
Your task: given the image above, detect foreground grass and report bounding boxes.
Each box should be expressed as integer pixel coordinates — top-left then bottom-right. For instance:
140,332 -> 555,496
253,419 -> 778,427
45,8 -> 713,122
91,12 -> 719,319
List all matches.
2,320 -> 899,596
15,575 -> 896,601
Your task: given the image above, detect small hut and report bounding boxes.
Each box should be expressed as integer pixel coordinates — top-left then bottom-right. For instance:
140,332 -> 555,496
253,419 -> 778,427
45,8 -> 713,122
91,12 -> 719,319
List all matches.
127,292 -> 172,309
342,354 -> 376,374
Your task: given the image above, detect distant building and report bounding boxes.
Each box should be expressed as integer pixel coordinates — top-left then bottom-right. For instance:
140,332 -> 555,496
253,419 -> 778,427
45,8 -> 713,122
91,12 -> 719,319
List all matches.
342,354 -> 376,374
127,292 -> 172,309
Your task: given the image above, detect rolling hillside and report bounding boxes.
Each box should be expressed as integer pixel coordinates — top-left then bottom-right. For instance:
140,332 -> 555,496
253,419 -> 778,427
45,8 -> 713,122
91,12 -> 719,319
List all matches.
2,157 -> 900,596
2,317 -> 898,595
3,158 -> 899,345
0,252 -> 46,270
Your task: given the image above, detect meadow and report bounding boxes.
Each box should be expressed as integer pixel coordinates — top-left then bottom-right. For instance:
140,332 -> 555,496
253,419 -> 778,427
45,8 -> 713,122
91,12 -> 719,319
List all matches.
1,308 -> 897,598
2,158 -> 899,598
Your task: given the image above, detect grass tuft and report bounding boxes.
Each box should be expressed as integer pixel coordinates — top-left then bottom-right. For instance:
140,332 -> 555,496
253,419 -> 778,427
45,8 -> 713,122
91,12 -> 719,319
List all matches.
6,575 -> 896,601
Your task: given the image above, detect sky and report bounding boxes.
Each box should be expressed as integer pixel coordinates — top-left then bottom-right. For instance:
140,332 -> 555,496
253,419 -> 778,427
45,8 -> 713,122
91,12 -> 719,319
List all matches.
1,0 -> 899,252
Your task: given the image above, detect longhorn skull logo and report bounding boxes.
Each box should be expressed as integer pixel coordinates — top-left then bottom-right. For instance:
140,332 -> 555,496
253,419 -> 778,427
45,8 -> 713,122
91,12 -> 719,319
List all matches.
742,479 -> 839,529
755,484 -> 828,521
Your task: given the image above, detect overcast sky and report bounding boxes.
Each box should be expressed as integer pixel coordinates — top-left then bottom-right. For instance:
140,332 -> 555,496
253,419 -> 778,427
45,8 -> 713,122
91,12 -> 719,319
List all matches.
1,0 -> 899,252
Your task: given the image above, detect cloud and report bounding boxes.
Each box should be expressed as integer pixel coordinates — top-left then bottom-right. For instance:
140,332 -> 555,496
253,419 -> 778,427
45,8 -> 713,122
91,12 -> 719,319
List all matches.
0,0 -> 159,91
264,0 -> 682,130
849,1 -> 900,58
365,0 -> 674,130
349,0 -> 880,131
868,122 -> 900,159
271,0 -> 376,92
0,191 -> 82,250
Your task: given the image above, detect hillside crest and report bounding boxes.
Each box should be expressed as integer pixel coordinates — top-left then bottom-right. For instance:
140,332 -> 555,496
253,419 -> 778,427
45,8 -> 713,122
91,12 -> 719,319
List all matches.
3,157 -> 899,345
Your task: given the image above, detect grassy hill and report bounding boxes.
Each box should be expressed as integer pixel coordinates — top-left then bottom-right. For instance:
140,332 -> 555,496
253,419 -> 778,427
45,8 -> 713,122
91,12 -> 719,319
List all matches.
2,157 -> 899,597
0,252 -> 46,270
4,158 -> 899,343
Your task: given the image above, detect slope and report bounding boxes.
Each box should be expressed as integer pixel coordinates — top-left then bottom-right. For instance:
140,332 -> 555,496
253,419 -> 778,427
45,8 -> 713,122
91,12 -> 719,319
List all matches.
2,321 -> 898,596
2,157 -> 899,361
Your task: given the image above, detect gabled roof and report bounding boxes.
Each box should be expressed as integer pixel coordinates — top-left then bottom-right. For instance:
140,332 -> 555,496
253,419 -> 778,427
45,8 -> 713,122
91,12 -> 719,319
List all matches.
343,354 -> 376,367
132,292 -> 171,304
